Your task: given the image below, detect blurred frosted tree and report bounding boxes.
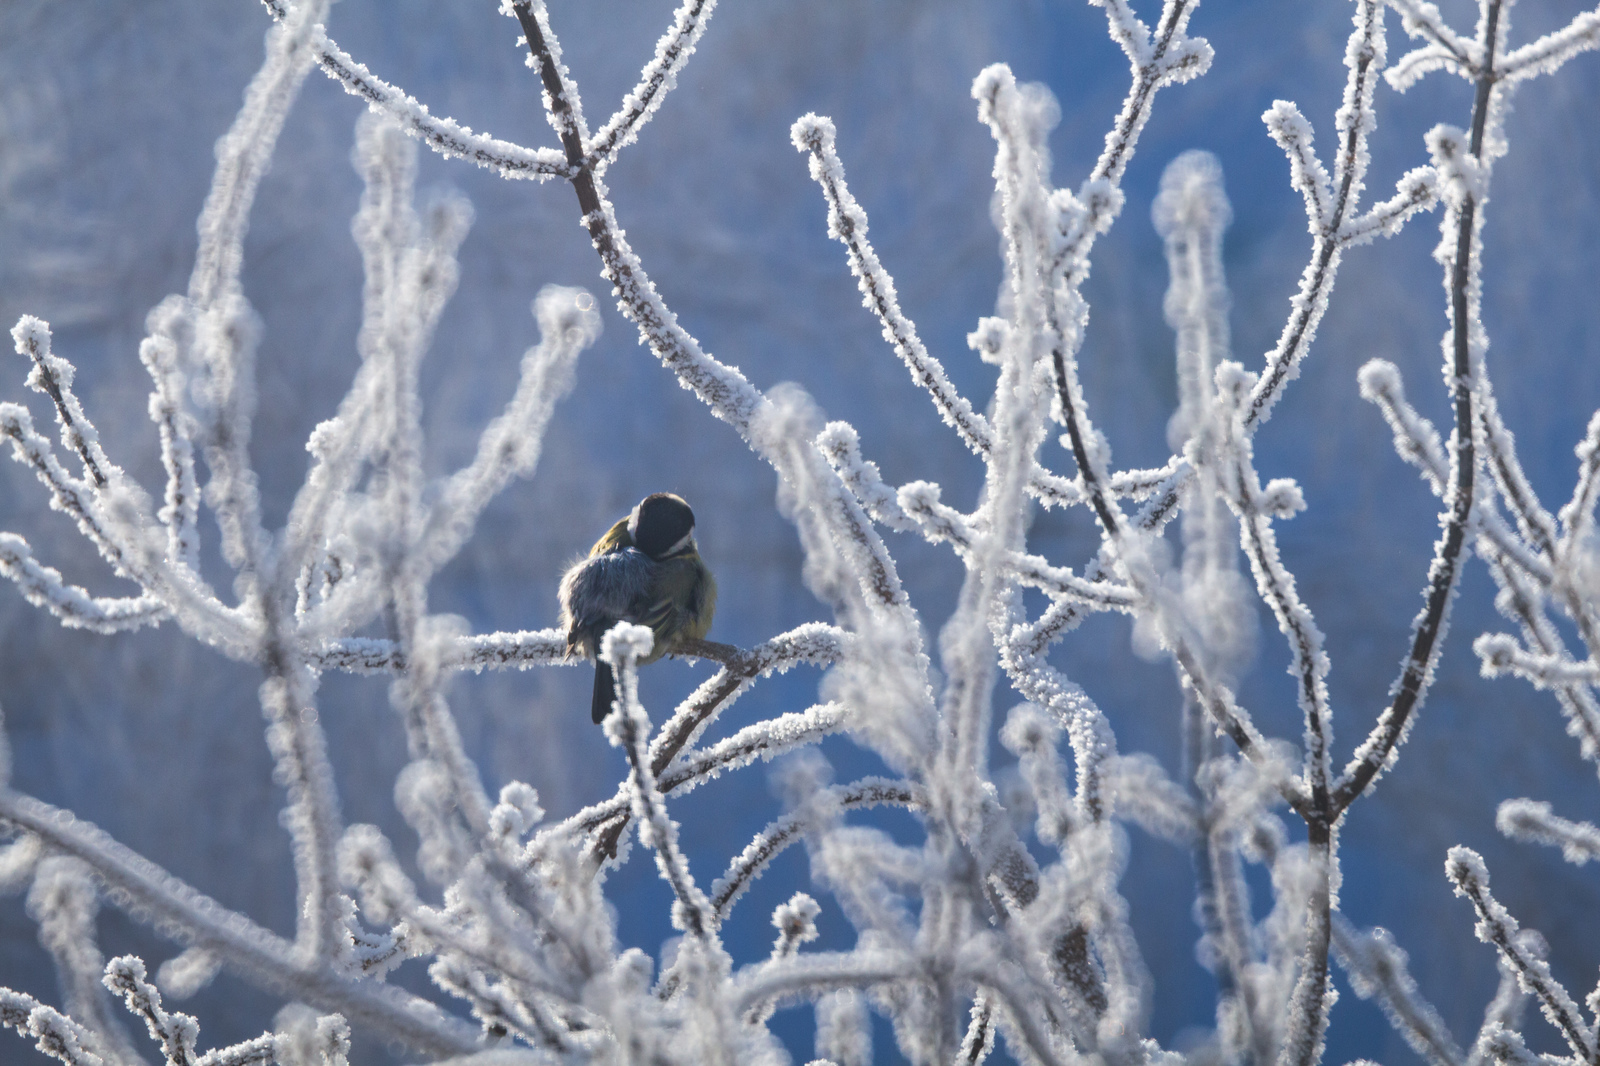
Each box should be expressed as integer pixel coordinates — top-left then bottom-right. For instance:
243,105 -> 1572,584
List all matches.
0,1 -> 1596,1065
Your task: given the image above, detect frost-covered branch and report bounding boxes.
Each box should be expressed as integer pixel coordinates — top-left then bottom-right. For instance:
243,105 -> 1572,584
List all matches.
1335,0 -> 1511,811
2,0 -> 1595,1061
1447,847 -> 1597,1064
0,791 -> 480,1057
1495,800 -> 1600,866
261,0 -> 571,181
1333,918 -> 1465,1066
710,779 -> 926,923
583,0 -> 717,169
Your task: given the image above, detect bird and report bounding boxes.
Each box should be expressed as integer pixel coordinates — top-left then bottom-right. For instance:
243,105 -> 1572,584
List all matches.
558,492 -> 717,723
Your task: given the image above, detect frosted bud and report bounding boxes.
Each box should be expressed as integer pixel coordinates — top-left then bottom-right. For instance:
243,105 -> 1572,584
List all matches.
316,1013 -> 351,1066
157,946 -> 222,1000
611,947 -> 654,996
1159,37 -> 1214,84
774,889 -> 825,941
815,422 -> 870,483
897,481 -> 941,514
772,892 -> 822,949
1213,361 -> 1256,413
1472,633 -> 1519,678
1445,845 -> 1492,897
1050,188 -> 1086,241
337,824 -> 416,924
790,113 -> 836,156
1080,179 -> 1124,235
424,188 -> 474,251
0,403 -> 28,439
1259,478 -> 1306,519
999,703 -> 1059,756
0,834 -> 42,894
490,781 -> 544,842
1426,124 -> 1484,205
533,284 -> 603,349
970,63 -> 1017,125
306,417 -> 343,459
1153,150 -> 1230,239
10,315 -> 52,366
145,294 -> 196,347
1356,359 -> 1402,401
967,317 -> 1011,366
600,622 -> 654,667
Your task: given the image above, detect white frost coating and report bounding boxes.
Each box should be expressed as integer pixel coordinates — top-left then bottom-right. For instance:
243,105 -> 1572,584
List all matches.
420,286 -> 600,572
12,318 -> 112,489
1383,0 -> 1482,92
791,115 -> 990,459
601,623 -> 715,941
1211,360 -> 1335,799
586,0 -> 718,167
1495,799 -> 1600,866
0,535 -> 166,633
1333,919 -> 1465,1066
1558,410 -> 1600,555
1265,103 -> 1333,233
661,704 -> 850,797
0,987 -> 105,1066
1447,847 -> 1598,1063
1498,12 -> 1600,85
1339,167 -> 1441,247
261,0 -> 570,181
1358,359 -> 1448,494
1473,633 -> 1600,688
815,422 -> 918,532
814,990 -> 871,1066
0,0 -> 1595,1062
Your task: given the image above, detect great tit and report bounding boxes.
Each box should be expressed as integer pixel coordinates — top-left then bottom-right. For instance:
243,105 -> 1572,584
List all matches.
558,492 -> 718,723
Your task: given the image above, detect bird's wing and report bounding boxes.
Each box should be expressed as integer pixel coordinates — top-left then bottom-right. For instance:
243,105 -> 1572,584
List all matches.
559,548 -> 654,634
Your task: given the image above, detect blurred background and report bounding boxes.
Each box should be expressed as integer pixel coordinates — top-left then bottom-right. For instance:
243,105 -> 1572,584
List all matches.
0,0 -> 1596,1062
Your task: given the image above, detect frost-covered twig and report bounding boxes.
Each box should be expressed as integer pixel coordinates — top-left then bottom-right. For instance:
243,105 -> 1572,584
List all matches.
0,987 -> 106,1066
102,956 -> 198,1066
580,702 -> 851,864
1335,0 -> 1512,811
1474,635 -> 1600,688
1495,799 -> 1600,866
603,626 -> 716,942
1333,918 -> 1465,1066
583,0 -> 717,169
0,534 -> 166,634
0,790 -> 479,1056
12,318 -> 112,489
1250,0 -> 1422,431
710,779 -> 925,922
26,861 -> 144,1066
417,288 -> 599,574
792,114 -> 1083,513
1447,847 -> 1596,1064
260,0 -> 570,181
1497,10 -> 1600,86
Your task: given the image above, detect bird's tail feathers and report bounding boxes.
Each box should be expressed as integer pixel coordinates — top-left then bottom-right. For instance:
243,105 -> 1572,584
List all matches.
591,662 -> 617,725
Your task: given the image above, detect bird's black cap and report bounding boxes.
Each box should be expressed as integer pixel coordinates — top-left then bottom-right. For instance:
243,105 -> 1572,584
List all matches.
630,493 -> 696,559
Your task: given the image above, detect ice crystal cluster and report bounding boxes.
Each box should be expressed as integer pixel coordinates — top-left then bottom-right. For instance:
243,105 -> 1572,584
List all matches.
0,0 -> 1596,1064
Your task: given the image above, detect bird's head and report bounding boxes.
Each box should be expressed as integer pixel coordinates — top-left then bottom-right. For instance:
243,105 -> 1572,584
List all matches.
628,492 -> 696,559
